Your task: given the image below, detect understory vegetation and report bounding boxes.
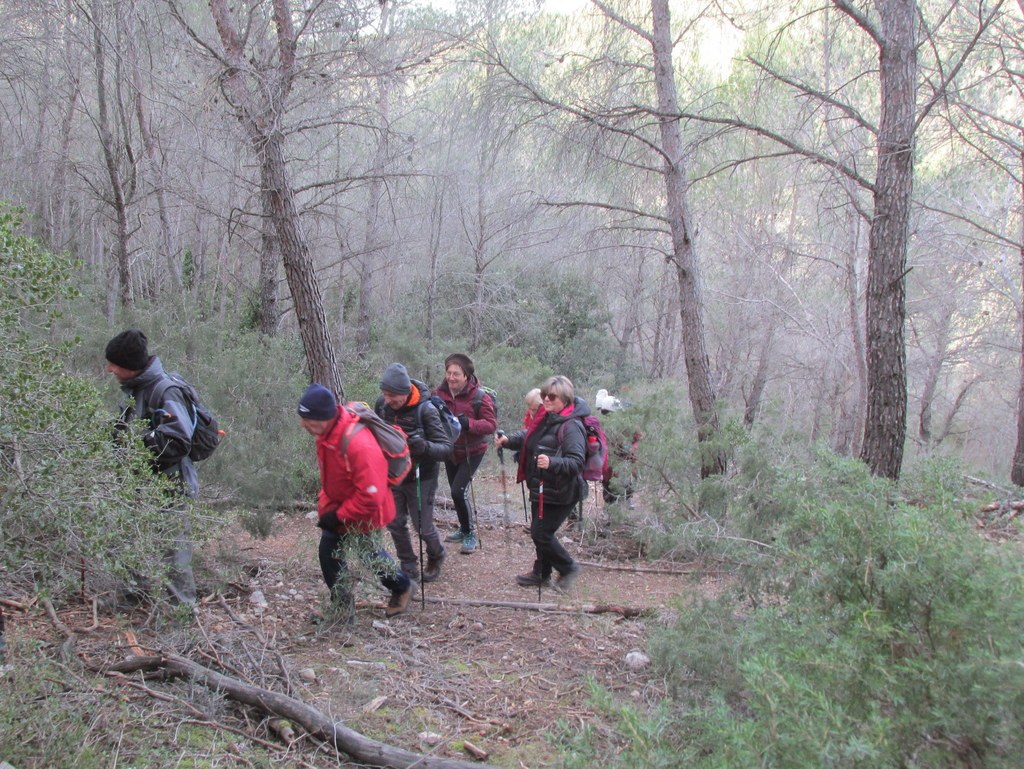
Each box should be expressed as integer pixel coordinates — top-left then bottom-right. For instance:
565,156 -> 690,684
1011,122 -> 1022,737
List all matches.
559,452 -> 1024,768
2,218 -> 1023,767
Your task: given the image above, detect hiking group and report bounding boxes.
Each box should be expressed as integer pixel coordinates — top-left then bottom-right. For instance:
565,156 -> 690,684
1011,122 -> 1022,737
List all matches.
106,329 -> 634,623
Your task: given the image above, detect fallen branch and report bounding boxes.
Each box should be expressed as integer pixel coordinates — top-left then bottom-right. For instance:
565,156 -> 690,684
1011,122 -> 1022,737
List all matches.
576,559 -> 701,576
91,652 -> 496,769
0,597 -> 33,610
978,500 -> 1024,514
423,596 -> 655,618
966,475 -> 1014,495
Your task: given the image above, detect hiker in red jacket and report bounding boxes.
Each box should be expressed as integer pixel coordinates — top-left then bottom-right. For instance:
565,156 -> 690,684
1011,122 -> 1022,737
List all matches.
298,383 -> 416,620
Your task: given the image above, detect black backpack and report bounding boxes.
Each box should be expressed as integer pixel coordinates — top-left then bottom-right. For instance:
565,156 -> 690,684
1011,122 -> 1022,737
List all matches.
149,373 -> 223,461
418,394 -> 462,444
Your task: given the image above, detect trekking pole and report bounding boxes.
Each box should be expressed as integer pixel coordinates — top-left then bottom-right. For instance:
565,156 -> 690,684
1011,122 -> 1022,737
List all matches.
496,430 -> 511,528
521,481 -> 528,524
416,464 -> 425,610
536,476 -> 544,601
465,430 -> 482,551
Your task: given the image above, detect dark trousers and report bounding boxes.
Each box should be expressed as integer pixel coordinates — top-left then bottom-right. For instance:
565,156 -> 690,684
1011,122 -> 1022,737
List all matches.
444,453 -> 484,533
529,499 -> 575,579
387,476 -> 444,573
318,528 -> 411,598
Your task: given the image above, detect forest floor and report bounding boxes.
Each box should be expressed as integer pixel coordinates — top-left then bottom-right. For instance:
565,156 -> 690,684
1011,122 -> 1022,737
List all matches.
8,475 -> 730,768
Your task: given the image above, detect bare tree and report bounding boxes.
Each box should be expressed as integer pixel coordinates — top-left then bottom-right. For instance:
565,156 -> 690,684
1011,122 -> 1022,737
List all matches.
90,0 -> 138,307
169,0 -> 342,392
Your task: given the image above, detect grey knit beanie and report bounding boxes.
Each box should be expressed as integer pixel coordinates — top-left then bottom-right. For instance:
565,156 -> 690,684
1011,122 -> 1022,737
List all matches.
379,363 -> 412,395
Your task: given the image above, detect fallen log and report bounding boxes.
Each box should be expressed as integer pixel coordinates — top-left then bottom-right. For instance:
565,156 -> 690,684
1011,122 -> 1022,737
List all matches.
92,653 -> 496,769
423,596 -> 656,618
576,559 -> 701,576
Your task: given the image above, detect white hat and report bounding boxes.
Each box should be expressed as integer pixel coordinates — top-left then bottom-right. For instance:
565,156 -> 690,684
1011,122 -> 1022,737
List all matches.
595,389 -> 621,412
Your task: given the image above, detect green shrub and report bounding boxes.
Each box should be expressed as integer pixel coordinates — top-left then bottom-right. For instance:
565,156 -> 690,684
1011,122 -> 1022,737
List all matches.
0,207 -> 189,600
570,451 -> 1024,769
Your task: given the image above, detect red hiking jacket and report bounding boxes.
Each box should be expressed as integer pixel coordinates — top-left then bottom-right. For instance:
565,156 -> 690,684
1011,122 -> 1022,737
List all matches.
315,405 -> 396,533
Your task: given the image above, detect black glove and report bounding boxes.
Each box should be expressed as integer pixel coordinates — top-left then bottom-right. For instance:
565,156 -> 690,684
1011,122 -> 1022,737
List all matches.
407,432 -> 426,457
458,414 -> 470,433
317,509 -> 341,531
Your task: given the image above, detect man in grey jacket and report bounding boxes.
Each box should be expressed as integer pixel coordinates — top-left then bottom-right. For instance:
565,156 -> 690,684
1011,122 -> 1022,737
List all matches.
105,329 -> 197,606
375,363 -> 452,583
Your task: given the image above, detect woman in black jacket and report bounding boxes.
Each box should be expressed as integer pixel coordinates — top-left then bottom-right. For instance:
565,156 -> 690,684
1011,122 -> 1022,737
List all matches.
496,375 -> 587,592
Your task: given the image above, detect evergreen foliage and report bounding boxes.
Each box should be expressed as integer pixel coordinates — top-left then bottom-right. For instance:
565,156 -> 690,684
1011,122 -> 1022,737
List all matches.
559,450 -> 1024,768
0,208 -> 185,600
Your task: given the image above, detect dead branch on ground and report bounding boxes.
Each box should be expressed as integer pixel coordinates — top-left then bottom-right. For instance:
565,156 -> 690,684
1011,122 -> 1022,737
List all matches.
423,596 -> 655,618
89,652 -> 497,769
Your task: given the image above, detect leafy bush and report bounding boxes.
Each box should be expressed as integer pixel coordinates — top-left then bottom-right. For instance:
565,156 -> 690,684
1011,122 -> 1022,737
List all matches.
566,451 -> 1024,768
0,208 -> 184,600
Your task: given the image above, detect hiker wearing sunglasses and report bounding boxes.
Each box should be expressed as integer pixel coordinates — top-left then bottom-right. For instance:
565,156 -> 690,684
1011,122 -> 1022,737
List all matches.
495,375 -> 587,592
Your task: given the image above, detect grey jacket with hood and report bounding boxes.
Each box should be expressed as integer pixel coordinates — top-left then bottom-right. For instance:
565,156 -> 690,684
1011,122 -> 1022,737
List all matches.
117,355 -> 199,497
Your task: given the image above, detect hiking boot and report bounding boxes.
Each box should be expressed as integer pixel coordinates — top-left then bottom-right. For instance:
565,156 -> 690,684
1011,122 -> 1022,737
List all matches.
459,531 -> 478,554
402,563 -> 420,582
385,580 -> 417,617
515,572 -> 552,588
422,553 -> 446,583
445,529 -> 467,543
554,562 -> 581,593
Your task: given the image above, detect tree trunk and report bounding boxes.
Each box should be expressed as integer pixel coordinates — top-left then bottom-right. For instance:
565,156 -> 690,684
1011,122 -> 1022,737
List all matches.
1011,130 -> 1024,485
650,0 -> 725,477
258,163 -> 281,336
857,0 -> 917,480
264,135 -> 341,395
126,7 -> 182,292
204,0 -> 342,395
92,0 -> 134,308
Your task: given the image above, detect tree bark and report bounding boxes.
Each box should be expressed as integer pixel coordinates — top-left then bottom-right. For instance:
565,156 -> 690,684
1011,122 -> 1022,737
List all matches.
1012,129 -> 1024,485
853,0 -> 917,480
650,0 -> 725,477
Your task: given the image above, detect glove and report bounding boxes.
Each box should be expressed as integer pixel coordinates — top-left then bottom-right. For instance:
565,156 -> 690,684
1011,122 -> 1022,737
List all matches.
458,414 -> 470,433
407,432 -> 426,457
317,509 -> 341,531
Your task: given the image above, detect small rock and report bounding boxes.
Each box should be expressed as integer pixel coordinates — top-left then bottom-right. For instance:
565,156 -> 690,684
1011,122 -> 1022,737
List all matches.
298,667 -> 317,683
418,731 -> 443,746
624,650 -> 651,670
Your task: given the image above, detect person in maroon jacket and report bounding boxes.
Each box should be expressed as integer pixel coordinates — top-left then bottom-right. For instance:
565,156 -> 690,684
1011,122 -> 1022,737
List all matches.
435,353 -> 497,554
298,383 -> 416,620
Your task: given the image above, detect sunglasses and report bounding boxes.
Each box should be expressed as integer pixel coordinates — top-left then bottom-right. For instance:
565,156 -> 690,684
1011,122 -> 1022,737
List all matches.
542,392 -> 560,402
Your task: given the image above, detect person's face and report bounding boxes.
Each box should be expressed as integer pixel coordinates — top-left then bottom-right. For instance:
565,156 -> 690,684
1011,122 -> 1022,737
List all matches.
445,364 -> 468,393
105,361 -> 139,383
381,390 -> 408,410
300,417 -> 331,436
541,390 -> 566,413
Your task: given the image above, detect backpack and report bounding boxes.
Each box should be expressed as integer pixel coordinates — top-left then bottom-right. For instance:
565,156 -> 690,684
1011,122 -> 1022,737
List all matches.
340,401 -> 412,487
149,372 -> 224,461
580,414 -> 608,482
418,394 -> 461,445
559,413 -> 607,482
472,385 -> 498,420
